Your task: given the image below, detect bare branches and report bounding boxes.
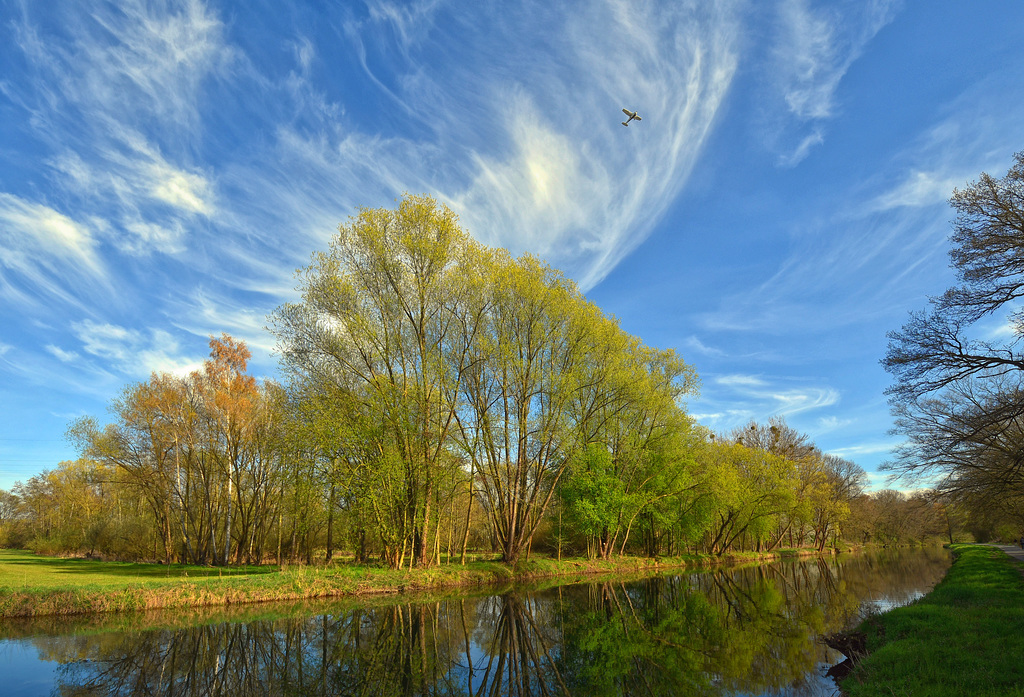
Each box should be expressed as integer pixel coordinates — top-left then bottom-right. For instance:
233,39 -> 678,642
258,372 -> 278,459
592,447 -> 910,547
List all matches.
884,152 -> 1024,404
883,153 -> 1024,509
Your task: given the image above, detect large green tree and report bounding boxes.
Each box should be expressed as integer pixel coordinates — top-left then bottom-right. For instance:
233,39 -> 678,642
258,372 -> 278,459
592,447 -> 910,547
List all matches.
272,194 -> 700,566
272,195 -> 485,567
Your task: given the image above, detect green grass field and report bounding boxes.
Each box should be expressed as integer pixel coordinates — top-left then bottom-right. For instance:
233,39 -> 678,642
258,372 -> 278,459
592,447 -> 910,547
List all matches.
843,544 -> 1024,697
0,549 -> 272,590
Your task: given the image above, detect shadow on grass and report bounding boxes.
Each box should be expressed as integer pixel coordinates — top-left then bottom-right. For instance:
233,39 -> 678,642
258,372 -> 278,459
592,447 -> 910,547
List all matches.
0,550 -> 277,581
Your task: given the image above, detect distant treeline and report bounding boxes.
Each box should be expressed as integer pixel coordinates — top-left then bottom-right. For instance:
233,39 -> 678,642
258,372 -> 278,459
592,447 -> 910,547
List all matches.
0,196 -> 973,566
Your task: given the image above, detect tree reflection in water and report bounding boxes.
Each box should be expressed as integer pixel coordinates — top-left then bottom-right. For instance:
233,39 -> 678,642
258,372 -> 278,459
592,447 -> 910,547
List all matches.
19,548 -> 950,697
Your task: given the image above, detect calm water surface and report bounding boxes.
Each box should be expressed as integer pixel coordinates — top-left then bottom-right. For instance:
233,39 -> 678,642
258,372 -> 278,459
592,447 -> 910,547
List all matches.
0,548 -> 951,696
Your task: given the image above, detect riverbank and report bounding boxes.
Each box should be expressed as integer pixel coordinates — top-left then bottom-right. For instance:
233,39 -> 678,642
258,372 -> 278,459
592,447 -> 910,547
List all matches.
838,544 -> 1024,697
0,546 -> 829,618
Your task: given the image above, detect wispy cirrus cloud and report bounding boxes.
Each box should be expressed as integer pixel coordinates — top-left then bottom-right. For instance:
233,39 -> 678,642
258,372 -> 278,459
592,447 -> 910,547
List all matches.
0,194 -> 108,307
685,336 -> 727,357
47,133 -> 214,255
2,0 -> 744,359
167,289 -> 282,358
45,345 -> 80,363
9,0 -> 223,262
713,74 -> 1024,339
698,373 -> 840,432
446,1 -> 741,289
869,169 -> 962,212
72,320 -> 203,378
767,0 -> 899,165
829,441 -> 900,459
717,374 -> 769,388
0,194 -> 98,268
317,0 -> 743,290
0,0 -> 904,392
14,0 -> 229,130
817,415 -> 853,432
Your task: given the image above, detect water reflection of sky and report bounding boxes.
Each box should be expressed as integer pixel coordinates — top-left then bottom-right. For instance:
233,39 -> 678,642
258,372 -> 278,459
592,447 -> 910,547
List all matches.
2,641 -> 58,697
856,590 -> 925,622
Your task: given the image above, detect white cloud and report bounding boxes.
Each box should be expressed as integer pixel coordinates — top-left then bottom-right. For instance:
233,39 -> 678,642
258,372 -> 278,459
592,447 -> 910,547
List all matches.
817,415 -> 853,431
9,2 -> 221,272
717,374 -> 769,387
870,169 -> 961,211
697,373 -> 841,437
685,336 -> 726,357
364,0 -> 443,53
121,219 -> 186,255
45,345 -> 80,363
48,134 -> 217,223
775,0 -> 840,121
145,160 -> 214,217
777,129 -> 824,168
455,94 -> 589,258
15,0 -> 230,130
982,314 -> 1021,341
7,0 -> 742,327
0,194 -> 98,267
859,468 -> 930,494
770,387 -> 840,415
828,441 -> 899,459
72,320 -> 203,377
0,194 -> 109,307
75,321 -> 138,362
168,290 -> 280,360
70,125 -> 216,222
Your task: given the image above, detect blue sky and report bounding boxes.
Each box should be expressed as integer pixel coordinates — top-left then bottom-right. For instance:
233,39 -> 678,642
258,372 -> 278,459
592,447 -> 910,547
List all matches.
2,0 -> 1023,492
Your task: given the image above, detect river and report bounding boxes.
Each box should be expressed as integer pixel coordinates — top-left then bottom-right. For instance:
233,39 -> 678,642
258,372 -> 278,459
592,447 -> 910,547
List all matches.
0,547 -> 951,696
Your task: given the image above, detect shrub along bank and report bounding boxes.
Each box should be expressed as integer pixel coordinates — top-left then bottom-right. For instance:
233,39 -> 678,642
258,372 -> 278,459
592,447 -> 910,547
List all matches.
840,544 -> 1024,697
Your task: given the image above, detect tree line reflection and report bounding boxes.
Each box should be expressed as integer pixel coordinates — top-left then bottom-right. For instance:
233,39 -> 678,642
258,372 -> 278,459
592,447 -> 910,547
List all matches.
27,549 -> 950,696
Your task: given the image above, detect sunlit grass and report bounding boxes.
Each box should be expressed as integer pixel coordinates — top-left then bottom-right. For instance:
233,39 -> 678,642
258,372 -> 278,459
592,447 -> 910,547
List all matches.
0,549 -> 271,590
843,544 -> 1024,697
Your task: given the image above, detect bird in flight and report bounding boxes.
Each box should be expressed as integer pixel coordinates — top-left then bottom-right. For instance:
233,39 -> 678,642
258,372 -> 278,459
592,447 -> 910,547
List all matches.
621,108 -> 642,126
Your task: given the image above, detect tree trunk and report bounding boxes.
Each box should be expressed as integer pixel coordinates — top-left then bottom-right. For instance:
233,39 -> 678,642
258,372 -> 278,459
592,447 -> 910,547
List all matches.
326,481 -> 335,563
460,471 -> 473,565
223,464 -> 233,566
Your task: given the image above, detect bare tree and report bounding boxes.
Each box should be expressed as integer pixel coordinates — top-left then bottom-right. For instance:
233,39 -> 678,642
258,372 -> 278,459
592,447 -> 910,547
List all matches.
883,152 -> 1024,504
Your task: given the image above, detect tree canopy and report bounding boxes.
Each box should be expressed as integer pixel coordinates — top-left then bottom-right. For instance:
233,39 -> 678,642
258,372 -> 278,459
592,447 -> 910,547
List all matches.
270,194 -> 700,565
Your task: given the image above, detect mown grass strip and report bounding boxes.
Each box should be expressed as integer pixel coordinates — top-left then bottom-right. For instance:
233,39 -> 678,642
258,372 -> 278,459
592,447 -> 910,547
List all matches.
842,544 -> 1024,697
0,547 -> 827,619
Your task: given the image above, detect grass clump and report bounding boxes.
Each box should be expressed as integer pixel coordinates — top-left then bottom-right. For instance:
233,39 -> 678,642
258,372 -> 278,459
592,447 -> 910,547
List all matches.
842,544 -> 1024,697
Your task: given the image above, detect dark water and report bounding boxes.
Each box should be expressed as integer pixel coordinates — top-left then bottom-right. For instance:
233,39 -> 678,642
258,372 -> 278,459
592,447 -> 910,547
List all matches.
0,548 -> 951,697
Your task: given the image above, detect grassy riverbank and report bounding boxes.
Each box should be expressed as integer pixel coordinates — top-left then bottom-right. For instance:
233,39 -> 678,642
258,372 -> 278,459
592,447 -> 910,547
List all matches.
0,547 -> 825,618
841,544 -> 1024,697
